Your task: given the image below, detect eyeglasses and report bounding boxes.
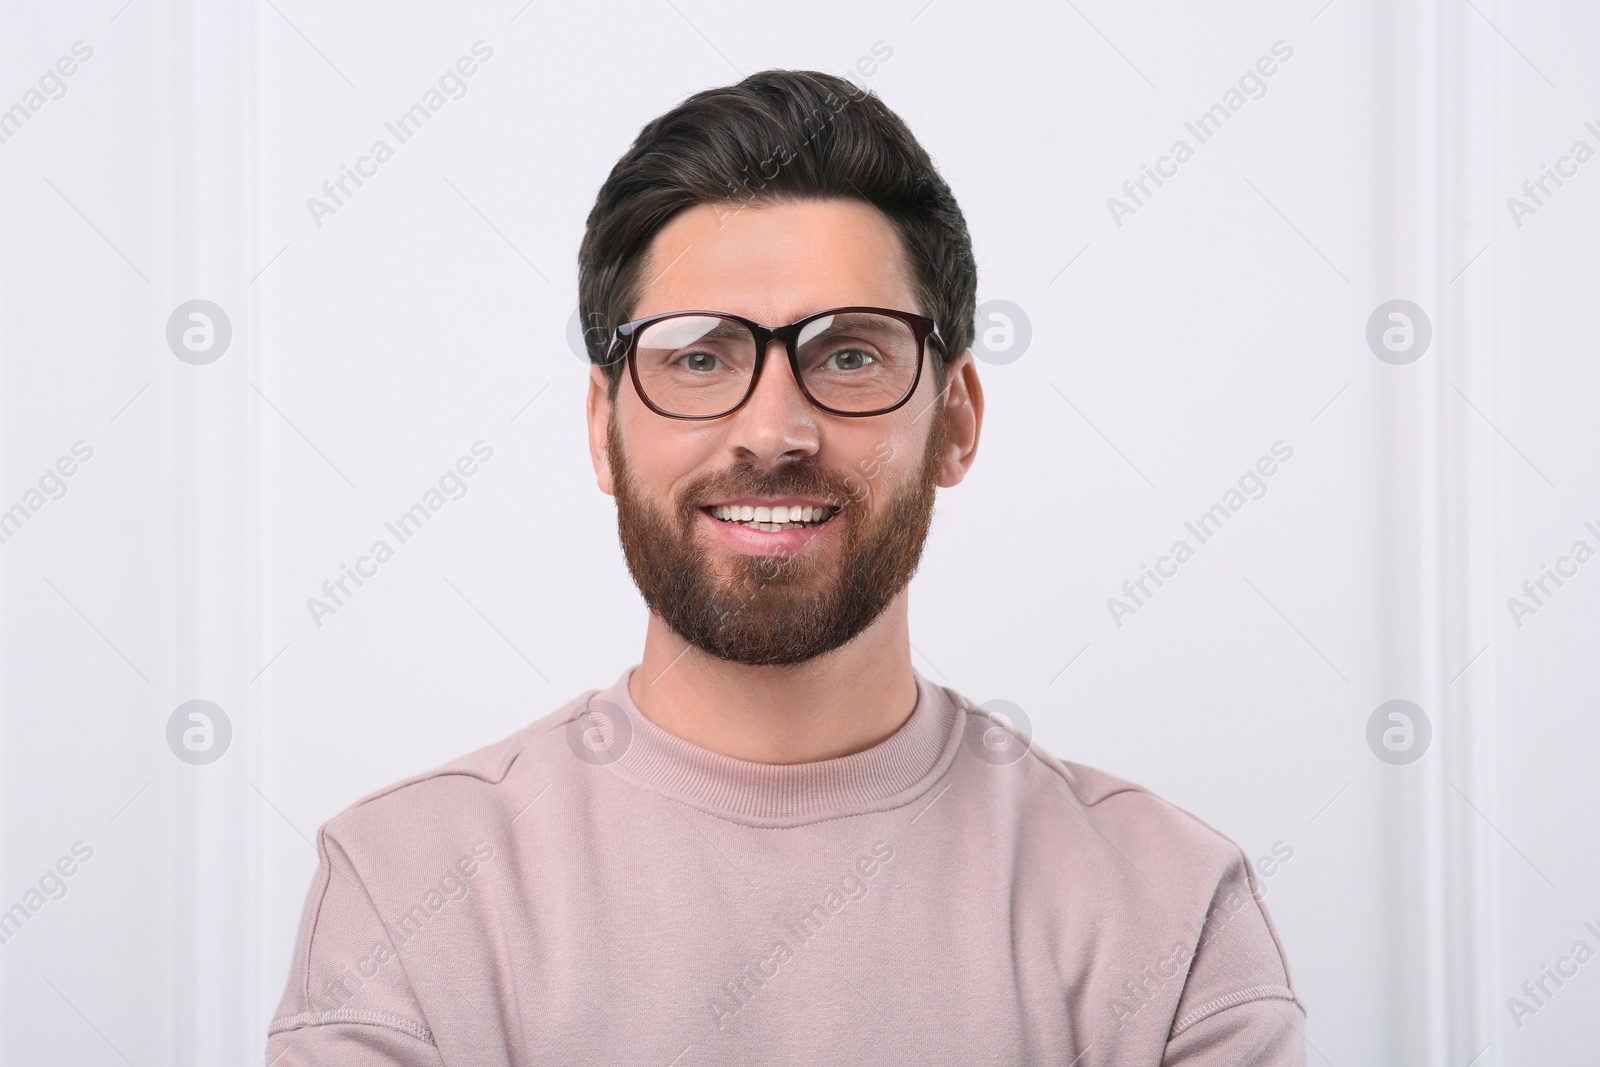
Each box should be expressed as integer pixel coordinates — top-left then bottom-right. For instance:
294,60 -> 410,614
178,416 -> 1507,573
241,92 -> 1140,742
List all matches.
603,305 -> 944,420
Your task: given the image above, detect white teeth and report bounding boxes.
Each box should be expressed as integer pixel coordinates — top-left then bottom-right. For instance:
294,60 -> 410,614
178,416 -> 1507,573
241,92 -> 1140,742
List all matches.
708,503 -> 836,529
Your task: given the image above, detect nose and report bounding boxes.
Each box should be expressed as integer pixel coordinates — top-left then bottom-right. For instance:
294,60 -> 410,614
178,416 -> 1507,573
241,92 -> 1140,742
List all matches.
723,338 -> 820,465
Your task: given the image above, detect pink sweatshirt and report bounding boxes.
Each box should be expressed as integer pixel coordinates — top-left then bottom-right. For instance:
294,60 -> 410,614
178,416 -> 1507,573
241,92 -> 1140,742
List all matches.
267,666 -> 1304,1065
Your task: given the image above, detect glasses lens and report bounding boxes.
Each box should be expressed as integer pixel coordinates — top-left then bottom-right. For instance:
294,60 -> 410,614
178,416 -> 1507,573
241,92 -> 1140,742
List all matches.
796,312 -> 920,413
631,311 -> 925,417
634,315 -> 758,417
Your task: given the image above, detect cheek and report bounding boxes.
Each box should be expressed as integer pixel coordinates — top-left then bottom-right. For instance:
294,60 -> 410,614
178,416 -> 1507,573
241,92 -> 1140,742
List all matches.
837,425 -> 921,504
624,417 -> 721,499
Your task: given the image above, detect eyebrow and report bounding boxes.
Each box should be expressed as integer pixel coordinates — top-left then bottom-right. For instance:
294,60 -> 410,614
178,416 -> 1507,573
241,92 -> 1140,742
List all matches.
806,314 -> 895,337
652,319 -> 748,345
655,312 -> 897,344
696,321 -> 749,340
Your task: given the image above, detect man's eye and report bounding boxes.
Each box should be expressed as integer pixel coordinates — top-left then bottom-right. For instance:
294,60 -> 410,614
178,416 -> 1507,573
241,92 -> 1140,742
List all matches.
824,349 -> 877,372
676,351 -> 722,372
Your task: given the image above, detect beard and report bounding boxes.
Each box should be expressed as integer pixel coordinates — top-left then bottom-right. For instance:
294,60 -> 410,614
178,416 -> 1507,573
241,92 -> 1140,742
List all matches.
608,407 -> 947,667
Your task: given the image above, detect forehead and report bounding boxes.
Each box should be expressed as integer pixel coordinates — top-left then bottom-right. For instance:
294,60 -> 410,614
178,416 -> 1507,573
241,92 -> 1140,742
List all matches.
631,198 -> 920,325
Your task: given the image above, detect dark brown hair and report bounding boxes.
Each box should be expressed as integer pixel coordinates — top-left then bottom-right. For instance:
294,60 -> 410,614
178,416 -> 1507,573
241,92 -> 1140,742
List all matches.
577,69 -> 977,398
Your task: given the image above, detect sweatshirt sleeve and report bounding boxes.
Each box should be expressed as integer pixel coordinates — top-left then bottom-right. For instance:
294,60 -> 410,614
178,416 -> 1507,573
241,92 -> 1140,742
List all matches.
265,830 -> 444,1067
1160,998 -> 1305,1066
1160,851 -> 1305,1066
266,1022 -> 445,1067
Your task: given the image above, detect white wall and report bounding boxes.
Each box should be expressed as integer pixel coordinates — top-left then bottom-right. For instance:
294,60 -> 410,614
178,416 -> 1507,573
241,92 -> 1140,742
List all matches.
2,0 -> 1597,1062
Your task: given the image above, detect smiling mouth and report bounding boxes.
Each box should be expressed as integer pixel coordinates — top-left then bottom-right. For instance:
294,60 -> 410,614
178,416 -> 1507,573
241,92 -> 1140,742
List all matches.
702,503 -> 841,532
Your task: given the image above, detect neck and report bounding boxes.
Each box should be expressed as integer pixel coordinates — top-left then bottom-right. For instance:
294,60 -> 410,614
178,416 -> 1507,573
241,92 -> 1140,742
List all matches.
627,590 -> 917,764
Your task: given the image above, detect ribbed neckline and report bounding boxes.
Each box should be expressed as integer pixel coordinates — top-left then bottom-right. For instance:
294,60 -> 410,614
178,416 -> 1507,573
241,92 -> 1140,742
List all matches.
591,664 -> 965,827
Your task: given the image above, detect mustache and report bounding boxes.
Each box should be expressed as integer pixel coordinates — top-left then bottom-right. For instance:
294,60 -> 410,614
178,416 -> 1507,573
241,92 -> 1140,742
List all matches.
683,459 -> 856,514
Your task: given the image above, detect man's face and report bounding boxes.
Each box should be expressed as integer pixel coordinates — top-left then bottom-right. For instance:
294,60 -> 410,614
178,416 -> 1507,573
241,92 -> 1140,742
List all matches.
588,198 -> 972,667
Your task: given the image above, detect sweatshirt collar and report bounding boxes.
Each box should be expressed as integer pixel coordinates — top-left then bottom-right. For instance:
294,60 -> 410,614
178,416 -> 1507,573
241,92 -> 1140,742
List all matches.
591,664 -> 964,827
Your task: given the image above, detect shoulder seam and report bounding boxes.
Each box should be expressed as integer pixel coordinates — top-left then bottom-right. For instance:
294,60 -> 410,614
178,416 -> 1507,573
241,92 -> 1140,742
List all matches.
1077,776 -> 1239,852
333,695 -> 593,822
1169,984 -> 1300,1037
297,828 -> 337,1011
344,735 -> 531,814
269,1006 -> 437,1046
957,700 -> 1137,812
1014,743 -> 1302,1005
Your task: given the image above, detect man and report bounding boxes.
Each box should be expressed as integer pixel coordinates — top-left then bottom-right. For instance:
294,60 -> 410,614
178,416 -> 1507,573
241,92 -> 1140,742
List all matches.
267,69 -> 1304,1065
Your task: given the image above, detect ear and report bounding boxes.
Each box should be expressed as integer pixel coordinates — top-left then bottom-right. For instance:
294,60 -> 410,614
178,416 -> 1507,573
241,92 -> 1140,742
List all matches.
587,364 -> 616,497
934,349 -> 983,489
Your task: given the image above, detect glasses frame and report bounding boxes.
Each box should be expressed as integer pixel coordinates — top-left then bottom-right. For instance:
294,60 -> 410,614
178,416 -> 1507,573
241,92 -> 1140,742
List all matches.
604,305 -> 946,420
